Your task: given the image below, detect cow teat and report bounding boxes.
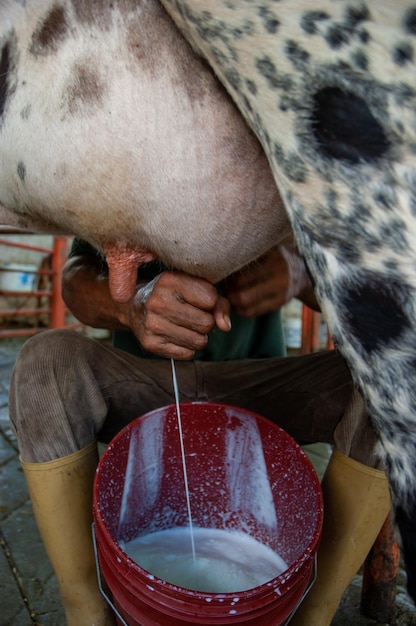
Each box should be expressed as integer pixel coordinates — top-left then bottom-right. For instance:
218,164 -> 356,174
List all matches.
103,244 -> 156,303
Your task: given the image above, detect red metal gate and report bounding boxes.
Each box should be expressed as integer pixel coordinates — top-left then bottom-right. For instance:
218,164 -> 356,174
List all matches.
0,231 -> 83,337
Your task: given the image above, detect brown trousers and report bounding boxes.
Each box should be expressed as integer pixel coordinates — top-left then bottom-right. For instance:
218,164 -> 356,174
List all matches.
9,329 -> 380,467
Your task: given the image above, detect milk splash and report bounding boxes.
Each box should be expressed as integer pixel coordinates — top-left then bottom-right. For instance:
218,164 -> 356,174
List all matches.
118,409 -> 165,531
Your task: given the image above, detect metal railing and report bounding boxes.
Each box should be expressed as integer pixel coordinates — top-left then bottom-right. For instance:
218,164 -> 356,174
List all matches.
0,231 -> 83,337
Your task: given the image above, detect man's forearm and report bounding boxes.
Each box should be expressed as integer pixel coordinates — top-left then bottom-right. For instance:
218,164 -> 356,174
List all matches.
62,256 -> 131,330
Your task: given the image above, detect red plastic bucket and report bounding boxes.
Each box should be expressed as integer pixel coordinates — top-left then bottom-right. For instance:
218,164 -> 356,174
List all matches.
93,402 -> 323,625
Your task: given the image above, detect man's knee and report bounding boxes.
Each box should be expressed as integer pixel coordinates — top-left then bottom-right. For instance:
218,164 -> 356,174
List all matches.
333,389 -> 382,469
16,328 -> 87,368
9,330 -> 103,462
11,329 -> 95,392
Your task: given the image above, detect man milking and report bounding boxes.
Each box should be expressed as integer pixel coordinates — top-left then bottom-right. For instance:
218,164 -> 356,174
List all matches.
9,236 -> 390,626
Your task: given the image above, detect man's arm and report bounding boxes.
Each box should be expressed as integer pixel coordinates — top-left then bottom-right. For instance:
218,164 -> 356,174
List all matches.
222,235 -> 320,317
62,252 -> 231,360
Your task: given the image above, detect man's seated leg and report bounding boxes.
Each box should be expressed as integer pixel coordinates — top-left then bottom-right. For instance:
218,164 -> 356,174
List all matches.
191,351 -> 390,626
9,329 -> 194,626
291,390 -> 390,626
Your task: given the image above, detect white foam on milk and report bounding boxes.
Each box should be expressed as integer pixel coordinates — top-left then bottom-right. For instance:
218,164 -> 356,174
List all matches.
120,526 -> 287,593
225,408 -> 277,530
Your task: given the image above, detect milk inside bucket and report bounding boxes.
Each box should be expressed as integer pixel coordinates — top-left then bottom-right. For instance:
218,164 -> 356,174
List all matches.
93,402 -> 323,625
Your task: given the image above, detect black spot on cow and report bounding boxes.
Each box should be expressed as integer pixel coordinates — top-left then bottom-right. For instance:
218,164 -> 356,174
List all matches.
373,188 -> 396,211
245,79 -> 257,95
310,250 -> 329,280
403,7 -> 416,35
17,162 -> 26,182
311,87 -> 390,163
283,152 -> 307,183
255,56 -> 293,91
0,43 -> 10,119
383,259 -> 399,273
224,67 -> 241,90
212,46 -> 228,66
357,29 -> 370,44
394,82 -> 416,105
285,40 -> 310,69
393,41 -> 414,65
30,5 -> 68,57
65,62 -> 105,114
241,94 -> 253,115
324,6 -> 370,49
279,95 -> 292,112
257,7 -> 280,34
344,5 -> 371,29
325,23 -> 350,49
351,48 -> 369,70
260,128 -> 271,152
340,274 -> 409,353
335,239 -> 362,264
273,141 -> 285,166
379,218 -> 408,253
355,201 -> 372,221
300,11 -> 330,35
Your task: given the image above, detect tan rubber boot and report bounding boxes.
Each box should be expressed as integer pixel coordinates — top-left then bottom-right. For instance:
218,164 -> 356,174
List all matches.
290,448 -> 391,626
21,441 -> 116,626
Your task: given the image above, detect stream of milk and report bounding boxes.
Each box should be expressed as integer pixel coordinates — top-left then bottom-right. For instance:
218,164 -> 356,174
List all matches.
170,359 -> 197,575
120,526 -> 288,592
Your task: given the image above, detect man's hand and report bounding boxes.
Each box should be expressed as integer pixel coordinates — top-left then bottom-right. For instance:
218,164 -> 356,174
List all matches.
122,271 -> 231,360
223,240 -> 319,318
62,255 -> 231,361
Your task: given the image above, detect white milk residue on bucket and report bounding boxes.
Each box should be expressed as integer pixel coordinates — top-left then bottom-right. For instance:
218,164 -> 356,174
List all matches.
118,408 -> 165,531
225,407 -> 278,530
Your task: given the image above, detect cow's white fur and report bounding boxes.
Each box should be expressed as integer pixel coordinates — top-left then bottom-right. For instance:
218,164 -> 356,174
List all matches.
0,0 -> 288,291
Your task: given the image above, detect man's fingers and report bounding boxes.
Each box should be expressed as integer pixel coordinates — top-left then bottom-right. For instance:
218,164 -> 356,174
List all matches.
140,322 -> 209,355
152,344 -> 197,360
213,296 -> 232,332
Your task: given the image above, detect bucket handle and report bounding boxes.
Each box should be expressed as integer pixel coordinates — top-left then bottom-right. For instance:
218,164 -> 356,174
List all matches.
92,523 -> 130,626
284,554 -> 318,625
92,523 -> 317,626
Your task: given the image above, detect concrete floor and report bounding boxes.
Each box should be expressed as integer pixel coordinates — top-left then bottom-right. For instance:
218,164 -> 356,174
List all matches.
1,337 -> 416,626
